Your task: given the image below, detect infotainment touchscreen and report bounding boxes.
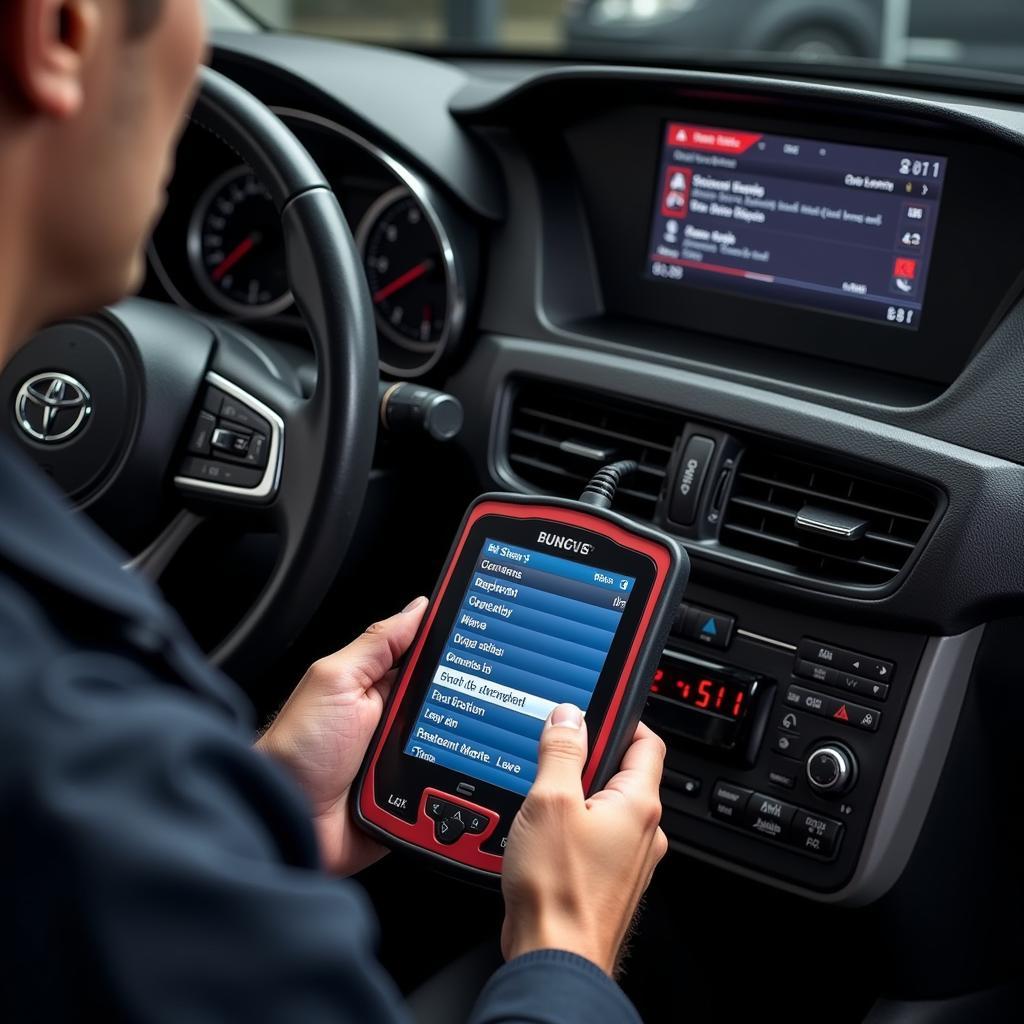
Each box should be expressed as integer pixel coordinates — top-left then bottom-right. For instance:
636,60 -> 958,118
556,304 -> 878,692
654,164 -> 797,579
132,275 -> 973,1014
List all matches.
402,537 -> 637,796
647,121 -> 947,330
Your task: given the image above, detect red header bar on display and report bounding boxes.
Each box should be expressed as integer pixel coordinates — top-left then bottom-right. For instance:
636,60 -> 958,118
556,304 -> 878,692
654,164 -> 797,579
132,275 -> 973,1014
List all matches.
665,122 -> 764,155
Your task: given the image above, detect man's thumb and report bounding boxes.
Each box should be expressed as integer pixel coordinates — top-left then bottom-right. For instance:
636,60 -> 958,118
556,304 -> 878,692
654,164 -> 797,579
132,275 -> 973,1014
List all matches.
532,704 -> 588,792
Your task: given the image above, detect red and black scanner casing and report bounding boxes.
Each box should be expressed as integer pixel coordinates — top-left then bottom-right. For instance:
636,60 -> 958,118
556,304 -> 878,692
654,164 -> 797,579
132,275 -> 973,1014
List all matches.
354,493 -> 690,883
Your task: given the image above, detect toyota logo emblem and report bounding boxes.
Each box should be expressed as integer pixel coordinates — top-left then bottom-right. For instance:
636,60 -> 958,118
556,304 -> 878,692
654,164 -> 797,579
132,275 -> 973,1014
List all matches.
14,372 -> 92,444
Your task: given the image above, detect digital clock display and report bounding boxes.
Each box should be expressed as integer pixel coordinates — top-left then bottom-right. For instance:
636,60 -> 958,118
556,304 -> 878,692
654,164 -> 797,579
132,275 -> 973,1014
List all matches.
645,652 -> 767,758
651,663 -> 748,720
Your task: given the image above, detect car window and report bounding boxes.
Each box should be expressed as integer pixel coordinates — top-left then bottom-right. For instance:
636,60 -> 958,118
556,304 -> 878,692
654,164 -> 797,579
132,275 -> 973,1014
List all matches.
232,0 -> 1024,83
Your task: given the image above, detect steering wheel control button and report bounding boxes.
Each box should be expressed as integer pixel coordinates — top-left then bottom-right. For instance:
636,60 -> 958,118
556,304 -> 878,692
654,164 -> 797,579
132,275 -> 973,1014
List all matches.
784,685 -> 882,733
790,811 -> 844,857
219,396 -> 270,436
806,744 -> 858,795
434,815 -> 466,845
710,781 -> 753,823
187,411 -> 217,455
682,605 -> 735,650
211,427 -> 252,456
744,793 -> 797,841
670,435 -> 716,525
179,457 -> 263,490
202,387 -> 225,416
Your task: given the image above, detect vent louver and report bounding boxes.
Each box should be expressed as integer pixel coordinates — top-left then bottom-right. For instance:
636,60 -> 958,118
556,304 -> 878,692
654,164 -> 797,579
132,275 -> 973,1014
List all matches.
721,446 -> 937,587
504,381 -> 678,520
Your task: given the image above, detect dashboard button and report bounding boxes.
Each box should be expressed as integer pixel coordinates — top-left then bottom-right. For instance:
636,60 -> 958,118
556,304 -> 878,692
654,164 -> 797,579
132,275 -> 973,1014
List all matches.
845,653 -> 895,683
768,770 -> 796,790
670,435 -> 716,525
710,781 -> 752,823
800,638 -> 895,683
744,792 -> 797,841
664,769 -> 702,797
773,731 -> 800,757
861,679 -> 890,702
799,639 -> 843,667
684,606 -> 735,649
777,709 -> 802,733
790,810 -> 844,857
795,658 -> 839,688
784,685 -> 881,733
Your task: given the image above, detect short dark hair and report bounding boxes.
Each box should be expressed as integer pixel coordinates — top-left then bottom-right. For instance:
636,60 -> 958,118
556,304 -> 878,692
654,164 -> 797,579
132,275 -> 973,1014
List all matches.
126,0 -> 162,36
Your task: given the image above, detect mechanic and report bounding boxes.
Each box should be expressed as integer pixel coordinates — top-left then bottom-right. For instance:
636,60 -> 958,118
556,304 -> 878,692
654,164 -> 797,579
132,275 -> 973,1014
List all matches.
0,2 -> 669,1021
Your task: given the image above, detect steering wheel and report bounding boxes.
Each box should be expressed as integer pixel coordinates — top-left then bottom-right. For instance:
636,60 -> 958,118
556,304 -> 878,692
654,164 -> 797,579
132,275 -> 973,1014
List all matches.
0,68 -> 379,679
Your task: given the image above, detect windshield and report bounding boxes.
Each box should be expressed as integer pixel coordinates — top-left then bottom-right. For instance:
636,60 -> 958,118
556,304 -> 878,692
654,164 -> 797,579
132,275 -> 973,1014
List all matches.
230,1 -> 1024,83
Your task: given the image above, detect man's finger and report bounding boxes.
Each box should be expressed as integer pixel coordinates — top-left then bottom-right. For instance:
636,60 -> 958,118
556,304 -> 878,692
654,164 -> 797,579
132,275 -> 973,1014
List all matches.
531,704 -> 589,795
312,597 -> 427,691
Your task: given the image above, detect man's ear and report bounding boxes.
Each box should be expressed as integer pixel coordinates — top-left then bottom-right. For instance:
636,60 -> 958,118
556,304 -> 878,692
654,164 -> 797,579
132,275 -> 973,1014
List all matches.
4,0 -> 101,119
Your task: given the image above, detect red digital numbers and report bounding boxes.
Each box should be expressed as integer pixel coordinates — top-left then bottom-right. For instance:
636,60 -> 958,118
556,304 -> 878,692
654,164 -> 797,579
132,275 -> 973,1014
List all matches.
650,664 -> 748,721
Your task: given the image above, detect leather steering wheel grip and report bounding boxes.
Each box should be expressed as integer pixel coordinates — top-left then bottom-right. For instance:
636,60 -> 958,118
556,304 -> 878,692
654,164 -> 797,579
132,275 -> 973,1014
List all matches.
188,67 -> 379,677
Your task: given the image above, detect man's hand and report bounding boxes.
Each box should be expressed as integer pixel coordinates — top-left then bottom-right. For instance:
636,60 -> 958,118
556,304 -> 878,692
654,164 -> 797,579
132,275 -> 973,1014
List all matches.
256,597 -> 428,876
500,705 -> 669,976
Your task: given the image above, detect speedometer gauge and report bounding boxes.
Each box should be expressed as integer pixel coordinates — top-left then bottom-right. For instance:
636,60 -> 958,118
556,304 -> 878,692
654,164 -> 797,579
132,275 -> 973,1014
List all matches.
357,187 -> 451,352
187,167 -> 292,318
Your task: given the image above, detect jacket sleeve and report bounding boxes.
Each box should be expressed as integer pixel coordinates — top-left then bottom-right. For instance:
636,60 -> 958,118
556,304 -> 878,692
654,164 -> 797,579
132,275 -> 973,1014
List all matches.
2,616 -> 641,1023
468,950 -> 642,1024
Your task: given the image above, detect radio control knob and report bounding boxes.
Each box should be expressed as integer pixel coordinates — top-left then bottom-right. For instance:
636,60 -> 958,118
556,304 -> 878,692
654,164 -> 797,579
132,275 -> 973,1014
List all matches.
806,744 -> 857,795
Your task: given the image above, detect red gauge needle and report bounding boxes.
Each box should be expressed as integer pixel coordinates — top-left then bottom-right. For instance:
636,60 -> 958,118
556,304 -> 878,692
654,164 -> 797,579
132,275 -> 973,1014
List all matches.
373,259 -> 434,304
212,233 -> 260,282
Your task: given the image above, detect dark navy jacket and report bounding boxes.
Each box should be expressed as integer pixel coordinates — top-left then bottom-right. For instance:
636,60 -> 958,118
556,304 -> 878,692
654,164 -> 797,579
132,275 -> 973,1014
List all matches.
0,438 -> 641,1023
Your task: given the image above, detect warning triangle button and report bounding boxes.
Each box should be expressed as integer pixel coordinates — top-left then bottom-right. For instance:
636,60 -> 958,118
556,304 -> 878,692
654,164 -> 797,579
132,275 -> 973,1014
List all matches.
833,704 -> 850,722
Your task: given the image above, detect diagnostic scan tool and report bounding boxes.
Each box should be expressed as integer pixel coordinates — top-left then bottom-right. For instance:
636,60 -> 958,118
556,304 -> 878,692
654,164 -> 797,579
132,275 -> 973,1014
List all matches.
356,463 -> 689,881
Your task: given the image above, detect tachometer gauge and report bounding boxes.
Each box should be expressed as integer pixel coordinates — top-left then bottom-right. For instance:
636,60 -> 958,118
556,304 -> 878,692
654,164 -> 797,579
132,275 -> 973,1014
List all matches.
357,187 -> 452,352
187,167 -> 292,318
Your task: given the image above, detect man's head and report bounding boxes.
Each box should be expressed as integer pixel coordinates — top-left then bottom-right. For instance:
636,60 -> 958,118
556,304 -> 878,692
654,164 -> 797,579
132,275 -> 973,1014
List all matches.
0,0 -> 206,348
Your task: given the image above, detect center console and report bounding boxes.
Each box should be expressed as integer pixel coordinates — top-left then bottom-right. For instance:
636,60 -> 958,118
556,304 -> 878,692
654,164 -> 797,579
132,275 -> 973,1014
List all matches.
647,580 -> 926,894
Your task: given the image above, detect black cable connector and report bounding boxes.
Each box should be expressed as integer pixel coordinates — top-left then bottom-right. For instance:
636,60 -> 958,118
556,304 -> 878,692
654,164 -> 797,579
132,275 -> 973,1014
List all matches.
579,460 -> 640,509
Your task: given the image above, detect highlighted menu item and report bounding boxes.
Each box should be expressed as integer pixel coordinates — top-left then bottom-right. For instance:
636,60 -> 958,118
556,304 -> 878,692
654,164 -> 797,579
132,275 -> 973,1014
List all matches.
648,121 -> 947,330
404,538 -> 635,795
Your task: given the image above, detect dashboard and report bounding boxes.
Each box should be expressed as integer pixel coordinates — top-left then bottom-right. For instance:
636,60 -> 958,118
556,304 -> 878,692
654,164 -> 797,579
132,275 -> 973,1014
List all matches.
145,32 -> 1024,1012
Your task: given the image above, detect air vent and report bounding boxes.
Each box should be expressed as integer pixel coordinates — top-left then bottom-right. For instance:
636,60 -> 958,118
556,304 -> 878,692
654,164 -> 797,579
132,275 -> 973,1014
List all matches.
504,381 -> 678,520
721,446 -> 937,587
